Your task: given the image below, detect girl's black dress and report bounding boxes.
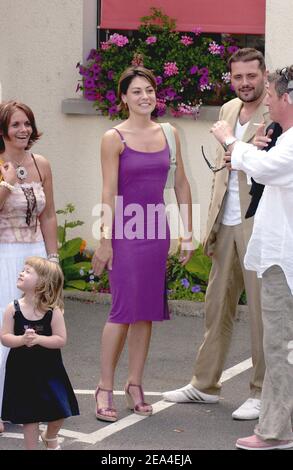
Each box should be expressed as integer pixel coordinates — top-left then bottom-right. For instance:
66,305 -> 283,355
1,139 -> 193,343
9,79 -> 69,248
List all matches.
1,300 -> 79,424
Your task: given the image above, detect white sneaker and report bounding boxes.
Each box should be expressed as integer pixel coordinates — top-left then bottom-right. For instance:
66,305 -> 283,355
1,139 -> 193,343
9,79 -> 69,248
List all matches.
162,384 -> 220,403
232,398 -> 261,420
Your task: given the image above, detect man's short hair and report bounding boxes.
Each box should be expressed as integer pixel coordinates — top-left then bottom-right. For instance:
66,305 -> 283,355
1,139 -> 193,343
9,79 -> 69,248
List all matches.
268,65 -> 293,97
228,47 -> 266,73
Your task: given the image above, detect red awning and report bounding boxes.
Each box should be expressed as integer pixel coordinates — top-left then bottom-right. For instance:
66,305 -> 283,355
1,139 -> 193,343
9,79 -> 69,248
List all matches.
100,0 -> 265,34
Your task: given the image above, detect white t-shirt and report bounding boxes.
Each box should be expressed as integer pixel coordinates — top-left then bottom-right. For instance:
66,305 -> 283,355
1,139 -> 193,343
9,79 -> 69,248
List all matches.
222,120 -> 249,226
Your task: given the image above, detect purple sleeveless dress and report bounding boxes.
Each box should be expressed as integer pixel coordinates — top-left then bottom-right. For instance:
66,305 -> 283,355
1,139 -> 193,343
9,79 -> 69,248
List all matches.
108,129 -> 170,324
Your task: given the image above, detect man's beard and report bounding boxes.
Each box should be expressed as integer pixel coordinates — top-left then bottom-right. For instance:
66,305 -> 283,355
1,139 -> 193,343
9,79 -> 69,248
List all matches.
238,87 -> 264,103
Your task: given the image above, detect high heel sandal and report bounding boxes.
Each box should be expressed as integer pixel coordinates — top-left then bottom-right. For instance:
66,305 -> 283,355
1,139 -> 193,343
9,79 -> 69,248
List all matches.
125,383 -> 153,416
40,431 -> 61,450
95,386 -> 118,422
0,420 -> 4,435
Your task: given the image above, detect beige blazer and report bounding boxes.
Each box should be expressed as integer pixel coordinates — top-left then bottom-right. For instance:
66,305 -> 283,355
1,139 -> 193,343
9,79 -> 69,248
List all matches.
203,97 -> 271,256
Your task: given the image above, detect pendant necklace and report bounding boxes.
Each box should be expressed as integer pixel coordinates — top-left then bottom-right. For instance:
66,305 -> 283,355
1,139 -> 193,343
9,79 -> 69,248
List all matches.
10,153 -> 28,180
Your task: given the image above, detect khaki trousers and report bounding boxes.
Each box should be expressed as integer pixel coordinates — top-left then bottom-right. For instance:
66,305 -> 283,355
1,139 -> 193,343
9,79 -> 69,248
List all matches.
255,266 -> 293,441
191,224 -> 265,398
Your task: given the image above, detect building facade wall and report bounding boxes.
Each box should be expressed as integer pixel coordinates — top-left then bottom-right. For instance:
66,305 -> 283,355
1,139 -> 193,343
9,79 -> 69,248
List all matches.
1,0 -> 292,247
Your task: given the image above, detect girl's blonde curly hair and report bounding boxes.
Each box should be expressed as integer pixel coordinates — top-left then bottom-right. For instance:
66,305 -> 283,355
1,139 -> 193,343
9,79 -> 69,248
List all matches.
25,257 -> 64,312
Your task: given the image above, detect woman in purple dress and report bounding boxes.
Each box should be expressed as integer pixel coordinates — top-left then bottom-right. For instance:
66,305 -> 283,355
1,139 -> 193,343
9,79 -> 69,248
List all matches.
92,67 -> 194,422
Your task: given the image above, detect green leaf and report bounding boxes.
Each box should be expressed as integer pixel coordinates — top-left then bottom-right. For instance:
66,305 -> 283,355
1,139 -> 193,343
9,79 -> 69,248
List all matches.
65,221 -> 84,229
59,238 -> 83,261
185,252 -> 212,283
64,280 -> 87,290
63,261 -> 93,280
57,225 -> 65,244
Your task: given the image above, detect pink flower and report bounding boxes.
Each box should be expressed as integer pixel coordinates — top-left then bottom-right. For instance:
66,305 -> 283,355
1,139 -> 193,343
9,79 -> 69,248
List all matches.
181,35 -> 193,46
146,36 -> 157,45
192,26 -> 202,36
208,41 -> 222,55
164,62 -> 179,77
109,33 -> 129,47
101,42 -> 110,50
155,99 -> 167,117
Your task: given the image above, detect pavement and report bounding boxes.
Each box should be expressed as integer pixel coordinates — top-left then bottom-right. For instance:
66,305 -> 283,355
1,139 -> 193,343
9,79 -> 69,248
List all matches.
0,298 -> 277,453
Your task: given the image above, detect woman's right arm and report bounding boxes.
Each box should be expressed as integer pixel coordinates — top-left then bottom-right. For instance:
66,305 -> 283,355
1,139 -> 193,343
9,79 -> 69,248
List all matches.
92,130 -> 121,276
0,162 -> 17,210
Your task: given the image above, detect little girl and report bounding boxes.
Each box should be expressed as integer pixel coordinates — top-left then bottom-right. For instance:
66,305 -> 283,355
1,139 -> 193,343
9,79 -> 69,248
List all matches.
0,256 -> 79,450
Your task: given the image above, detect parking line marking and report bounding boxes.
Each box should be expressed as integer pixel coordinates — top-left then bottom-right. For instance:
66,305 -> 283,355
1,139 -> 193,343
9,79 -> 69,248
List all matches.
221,358 -> 253,382
1,357 -> 253,446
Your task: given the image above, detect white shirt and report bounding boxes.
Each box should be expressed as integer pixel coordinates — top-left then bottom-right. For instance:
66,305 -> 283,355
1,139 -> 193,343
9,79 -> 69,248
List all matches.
222,120 -> 249,225
231,126 -> 293,293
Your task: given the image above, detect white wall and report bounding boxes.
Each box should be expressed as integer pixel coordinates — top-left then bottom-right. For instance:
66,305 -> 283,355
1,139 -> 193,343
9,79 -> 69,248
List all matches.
2,0 -> 291,248
0,0 -> 216,247
265,0 -> 293,70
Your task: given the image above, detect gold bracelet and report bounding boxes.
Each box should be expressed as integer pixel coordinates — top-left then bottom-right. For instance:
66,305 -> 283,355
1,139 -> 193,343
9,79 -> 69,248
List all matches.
100,225 -> 112,239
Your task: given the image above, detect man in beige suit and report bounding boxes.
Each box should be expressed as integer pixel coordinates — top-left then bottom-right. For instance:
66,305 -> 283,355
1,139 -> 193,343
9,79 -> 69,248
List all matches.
163,48 -> 271,420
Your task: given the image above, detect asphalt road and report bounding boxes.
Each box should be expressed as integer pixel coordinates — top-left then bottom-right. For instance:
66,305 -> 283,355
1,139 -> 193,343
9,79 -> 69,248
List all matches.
0,298 -> 271,452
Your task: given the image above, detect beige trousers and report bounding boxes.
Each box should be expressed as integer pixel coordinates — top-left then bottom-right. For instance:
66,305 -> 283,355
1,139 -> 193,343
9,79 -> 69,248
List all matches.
255,266 -> 293,441
191,224 -> 265,398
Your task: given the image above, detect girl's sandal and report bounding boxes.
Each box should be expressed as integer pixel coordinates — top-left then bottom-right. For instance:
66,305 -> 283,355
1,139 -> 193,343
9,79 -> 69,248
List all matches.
41,431 -> 61,450
125,383 -> 153,416
95,386 -> 118,422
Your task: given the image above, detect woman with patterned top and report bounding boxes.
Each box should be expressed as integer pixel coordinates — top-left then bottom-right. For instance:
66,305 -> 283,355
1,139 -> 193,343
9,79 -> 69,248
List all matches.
0,101 -> 58,434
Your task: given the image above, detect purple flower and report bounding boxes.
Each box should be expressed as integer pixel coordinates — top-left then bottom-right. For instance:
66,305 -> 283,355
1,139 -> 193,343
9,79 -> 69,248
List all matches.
228,45 -> 239,55
84,90 -> 97,101
181,278 -> 190,288
106,90 -> 116,103
189,65 -> 198,75
91,63 -> 101,73
165,87 -> 177,100
108,105 -> 118,115
191,285 -> 201,293
79,66 -> 90,77
199,67 -> 209,76
146,36 -> 157,45
219,45 -> 225,56
156,76 -> 163,85
199,75 -> 209,86
107,70 -> 114,80
86,49 -> 100,61
84,78 -> 95,89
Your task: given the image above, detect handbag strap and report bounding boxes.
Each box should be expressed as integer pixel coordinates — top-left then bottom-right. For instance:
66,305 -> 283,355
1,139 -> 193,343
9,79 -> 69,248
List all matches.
160,123 -> 177,165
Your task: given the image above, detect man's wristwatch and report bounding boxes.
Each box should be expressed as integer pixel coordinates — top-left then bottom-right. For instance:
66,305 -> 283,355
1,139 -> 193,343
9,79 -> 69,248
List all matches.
222,136 -> 237,152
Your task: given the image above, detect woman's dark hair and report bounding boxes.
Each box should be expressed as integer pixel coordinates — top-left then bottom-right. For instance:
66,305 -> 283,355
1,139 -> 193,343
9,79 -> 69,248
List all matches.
0,101 -> 42,153
117,67 -> 157,112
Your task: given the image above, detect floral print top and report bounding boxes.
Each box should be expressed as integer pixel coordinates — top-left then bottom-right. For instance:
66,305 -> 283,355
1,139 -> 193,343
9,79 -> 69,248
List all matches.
0,182 -> 46,243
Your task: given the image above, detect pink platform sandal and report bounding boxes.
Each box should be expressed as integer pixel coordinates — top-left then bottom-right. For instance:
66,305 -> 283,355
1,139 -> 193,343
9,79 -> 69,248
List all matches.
95,386 -> 118,422
125,383 -> 153,416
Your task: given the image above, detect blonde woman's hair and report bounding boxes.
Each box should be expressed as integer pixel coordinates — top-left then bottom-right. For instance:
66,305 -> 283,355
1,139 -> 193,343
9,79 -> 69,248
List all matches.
25,257 -> 64,312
